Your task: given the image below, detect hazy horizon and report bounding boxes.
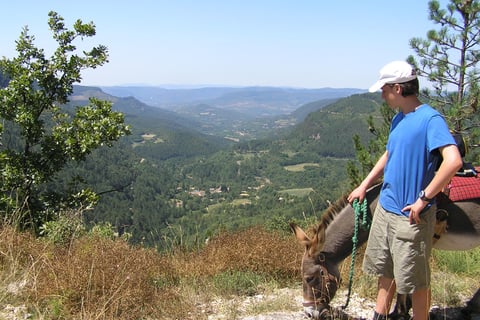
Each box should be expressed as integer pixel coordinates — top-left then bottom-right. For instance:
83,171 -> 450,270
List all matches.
2,1 -> 451,90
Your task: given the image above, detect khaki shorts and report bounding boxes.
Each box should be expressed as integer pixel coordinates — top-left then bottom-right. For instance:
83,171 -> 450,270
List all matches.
362,204 -> 436,294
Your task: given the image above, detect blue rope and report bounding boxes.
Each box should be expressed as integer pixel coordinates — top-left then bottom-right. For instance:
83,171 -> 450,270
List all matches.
343,198 -> 369,309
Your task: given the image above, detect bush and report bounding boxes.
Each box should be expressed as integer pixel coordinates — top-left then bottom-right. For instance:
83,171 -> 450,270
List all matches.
39,212 -> 85,245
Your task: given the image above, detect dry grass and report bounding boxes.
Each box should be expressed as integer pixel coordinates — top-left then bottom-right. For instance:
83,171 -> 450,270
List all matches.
0,225 -> 477,319
184,227 -> 301,279
0,226 -> 188,319
0,226 -> 303,319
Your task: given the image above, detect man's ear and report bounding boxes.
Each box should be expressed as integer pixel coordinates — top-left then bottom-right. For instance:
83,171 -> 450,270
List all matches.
394,83 -> 402,94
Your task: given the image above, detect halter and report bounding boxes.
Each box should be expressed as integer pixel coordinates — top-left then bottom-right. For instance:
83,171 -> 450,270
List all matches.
302,252 -> 339,318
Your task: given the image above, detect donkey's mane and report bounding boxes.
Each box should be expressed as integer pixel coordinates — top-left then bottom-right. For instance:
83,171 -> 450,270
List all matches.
309,194 -> 349,236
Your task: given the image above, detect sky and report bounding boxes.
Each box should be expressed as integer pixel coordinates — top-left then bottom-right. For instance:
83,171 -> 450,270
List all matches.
1,1 -> 451,90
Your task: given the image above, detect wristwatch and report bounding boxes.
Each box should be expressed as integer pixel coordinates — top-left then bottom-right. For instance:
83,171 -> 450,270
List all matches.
419,190 -> 433,202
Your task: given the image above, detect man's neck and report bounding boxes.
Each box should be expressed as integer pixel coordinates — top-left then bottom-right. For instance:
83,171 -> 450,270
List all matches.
400,97 -> 422,114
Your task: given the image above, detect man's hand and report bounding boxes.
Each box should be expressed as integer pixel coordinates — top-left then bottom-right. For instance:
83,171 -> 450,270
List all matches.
402,199 -> 428,224
347,186 -> 368,205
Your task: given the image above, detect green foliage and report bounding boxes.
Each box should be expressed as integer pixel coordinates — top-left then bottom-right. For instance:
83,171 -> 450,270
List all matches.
264,215 -> 294,234
90,221 -> 132,241
39,211 -> 86,245
347,102 -> 395,186
289,93 -> 381,159
433,247 -> 480,276
0,11 -> 130,231
408,0 -> 480,163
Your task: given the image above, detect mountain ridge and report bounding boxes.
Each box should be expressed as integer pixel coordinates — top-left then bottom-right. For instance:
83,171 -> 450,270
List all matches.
100,85 -> 365,116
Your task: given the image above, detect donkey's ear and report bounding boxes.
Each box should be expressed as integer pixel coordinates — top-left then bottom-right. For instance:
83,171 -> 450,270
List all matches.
290,222 -> 311,247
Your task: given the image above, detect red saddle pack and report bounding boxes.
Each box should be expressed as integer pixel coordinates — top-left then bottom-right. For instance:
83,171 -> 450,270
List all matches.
443,166 -> 480,201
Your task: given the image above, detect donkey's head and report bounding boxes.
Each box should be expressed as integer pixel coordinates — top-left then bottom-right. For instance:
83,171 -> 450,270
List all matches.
290,222 -> 339,319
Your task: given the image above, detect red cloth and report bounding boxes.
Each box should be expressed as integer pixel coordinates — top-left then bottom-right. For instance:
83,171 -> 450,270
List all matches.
445,166 -> 480,201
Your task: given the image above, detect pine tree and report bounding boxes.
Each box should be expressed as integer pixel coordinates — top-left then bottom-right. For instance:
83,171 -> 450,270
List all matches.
349,0 -> 480,186
408,0 -> 480,163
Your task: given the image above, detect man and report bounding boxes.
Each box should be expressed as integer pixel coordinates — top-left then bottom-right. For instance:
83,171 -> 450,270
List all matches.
347,61 -> 462,320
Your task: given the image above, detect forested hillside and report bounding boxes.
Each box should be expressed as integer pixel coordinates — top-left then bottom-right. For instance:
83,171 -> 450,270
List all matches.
59,87 -> 383,249
72,86 -> 231,158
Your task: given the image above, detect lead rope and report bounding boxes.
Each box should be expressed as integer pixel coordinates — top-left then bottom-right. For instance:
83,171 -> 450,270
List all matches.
343,198 -> 370,309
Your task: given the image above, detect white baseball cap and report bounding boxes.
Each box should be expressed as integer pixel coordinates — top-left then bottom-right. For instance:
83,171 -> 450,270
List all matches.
369,61 -> 417,92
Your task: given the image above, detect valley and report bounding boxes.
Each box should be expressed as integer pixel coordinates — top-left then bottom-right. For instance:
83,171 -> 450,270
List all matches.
60,86 -> 383,249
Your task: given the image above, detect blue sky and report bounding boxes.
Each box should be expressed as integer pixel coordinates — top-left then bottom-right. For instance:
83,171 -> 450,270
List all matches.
1,1 -> 449,89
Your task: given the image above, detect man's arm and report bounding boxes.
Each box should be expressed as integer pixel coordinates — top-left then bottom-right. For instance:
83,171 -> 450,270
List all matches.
404,144 -> 462,224
423,144 -> 463,201
347,151 -> 388,204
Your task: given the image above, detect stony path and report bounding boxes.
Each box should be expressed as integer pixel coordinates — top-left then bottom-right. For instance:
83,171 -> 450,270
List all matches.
205,288 -> 476,320
205,288 -> 375,320
2,287 -> 475,319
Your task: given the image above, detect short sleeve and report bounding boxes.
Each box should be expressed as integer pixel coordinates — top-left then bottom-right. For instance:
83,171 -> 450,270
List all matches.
426,115 -> 456,152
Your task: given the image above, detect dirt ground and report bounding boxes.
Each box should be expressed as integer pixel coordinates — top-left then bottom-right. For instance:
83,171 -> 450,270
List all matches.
205,288 -> 477,320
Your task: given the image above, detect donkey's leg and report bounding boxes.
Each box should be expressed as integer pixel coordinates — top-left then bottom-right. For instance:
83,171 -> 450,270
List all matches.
389,293 -> 412,320
463,288 -> 480,316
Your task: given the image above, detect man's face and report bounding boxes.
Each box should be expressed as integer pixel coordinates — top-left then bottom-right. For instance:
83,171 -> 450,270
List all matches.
381,83 -> 399,108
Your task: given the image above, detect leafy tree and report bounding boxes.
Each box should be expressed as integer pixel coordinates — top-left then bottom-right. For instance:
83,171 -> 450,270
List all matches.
0,11 -> 130,230
408,0 -> 480,163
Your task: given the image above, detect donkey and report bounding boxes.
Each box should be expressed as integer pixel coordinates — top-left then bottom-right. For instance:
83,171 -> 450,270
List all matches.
291,182 -> 480,319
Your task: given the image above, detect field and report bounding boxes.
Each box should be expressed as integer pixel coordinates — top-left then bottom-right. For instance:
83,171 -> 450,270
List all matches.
283,163 -> 320,172
280,188 -> 315,197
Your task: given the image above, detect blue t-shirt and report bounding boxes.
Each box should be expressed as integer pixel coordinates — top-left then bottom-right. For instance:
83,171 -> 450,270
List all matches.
379,104 -> 456,216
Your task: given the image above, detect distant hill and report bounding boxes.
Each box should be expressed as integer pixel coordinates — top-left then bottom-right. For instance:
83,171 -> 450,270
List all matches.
238,92 -> 384,161
71,86 -> 231,159
100,86 -> 365,116
286,92 -> 383,158
71,86 -> 381,156
290,98 -> 339,122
